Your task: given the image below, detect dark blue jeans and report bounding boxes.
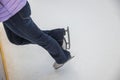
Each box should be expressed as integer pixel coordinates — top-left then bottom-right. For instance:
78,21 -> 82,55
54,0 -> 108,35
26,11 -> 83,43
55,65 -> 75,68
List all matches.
3,24 -> 65,46
3,2 -> 71,64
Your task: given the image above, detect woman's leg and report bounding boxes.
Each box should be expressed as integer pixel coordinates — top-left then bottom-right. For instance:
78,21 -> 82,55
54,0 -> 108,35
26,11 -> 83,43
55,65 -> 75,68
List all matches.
3,2 -> 71,64
3,23 -> 31,45
3,23 -> 65,46
44,29 -> 65,46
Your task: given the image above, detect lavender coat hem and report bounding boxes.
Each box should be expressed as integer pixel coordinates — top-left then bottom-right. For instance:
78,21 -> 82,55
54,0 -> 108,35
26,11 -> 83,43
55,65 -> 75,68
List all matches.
0,0 -> 27,22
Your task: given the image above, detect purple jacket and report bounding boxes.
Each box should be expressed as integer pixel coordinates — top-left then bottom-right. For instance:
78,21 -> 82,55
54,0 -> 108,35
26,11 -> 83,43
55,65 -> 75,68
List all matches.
0,0 -> 27,22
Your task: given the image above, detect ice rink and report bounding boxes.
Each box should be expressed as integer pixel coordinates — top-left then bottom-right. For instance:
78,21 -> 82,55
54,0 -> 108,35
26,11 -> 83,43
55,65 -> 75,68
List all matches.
0,0 -> 120,80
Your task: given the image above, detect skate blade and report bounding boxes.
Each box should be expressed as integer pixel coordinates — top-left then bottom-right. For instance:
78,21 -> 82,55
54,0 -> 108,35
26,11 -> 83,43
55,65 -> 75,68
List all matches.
64,26 -> 71,49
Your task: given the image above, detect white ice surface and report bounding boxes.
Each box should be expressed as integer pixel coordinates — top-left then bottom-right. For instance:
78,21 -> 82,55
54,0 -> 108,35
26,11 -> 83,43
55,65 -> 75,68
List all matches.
1,0 -> 120,80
